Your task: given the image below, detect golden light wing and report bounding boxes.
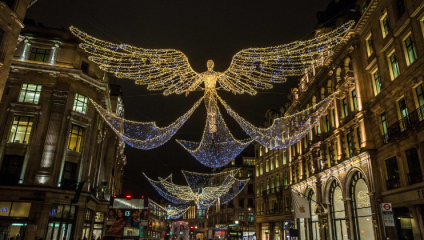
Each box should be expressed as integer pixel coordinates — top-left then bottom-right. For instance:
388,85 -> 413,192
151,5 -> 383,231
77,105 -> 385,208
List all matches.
70,26 -> 202,95
219,20 -> 355,95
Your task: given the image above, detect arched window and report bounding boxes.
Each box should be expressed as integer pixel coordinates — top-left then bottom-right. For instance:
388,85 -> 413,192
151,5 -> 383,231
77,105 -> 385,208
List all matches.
330,181 -> 347,239
336,67 -> 342,82
327,80 -> 332,93
307,190 -> 320,240
312,96 -> 317,109
321,87 -> 325,100
350,171 -> 375,240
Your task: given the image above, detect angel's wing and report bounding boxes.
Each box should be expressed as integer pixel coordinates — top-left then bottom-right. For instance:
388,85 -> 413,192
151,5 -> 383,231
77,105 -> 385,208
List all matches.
70,27 -> 202,95
219,20 -> 355,95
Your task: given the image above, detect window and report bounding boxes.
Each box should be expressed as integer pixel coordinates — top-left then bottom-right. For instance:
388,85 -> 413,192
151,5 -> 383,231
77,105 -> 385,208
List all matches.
231,159 -> 235,165
260,163 -> 263,175
248,213 -> 254,222
326,115 -> 330,132
352,90 -> 358,110
197,209 -> 206,218
385,156 -> 400,190
366,34 -> 374,56
239,198 -> 244,209
396,0 -> 406,17
317,125 -> 321,137
238,213 -> 244,221
404,34 -> 417,65
0,155 -> 24,185
73,93 -> 88,114
321,87 -> 325,101
68,124 -> 84,152
327,80 -> 332,93
8,116 -> 34,144
350,172 -> 375,240
243,158 -> 255,165
239,170 -> 244,177
18,83 -> 42,104
416,84 -> 424,118
361,2 -> 368,14
342,98 -> 348,117
277,175 -> 280,188
332,108 -> 336,127
357,127 -> 362,148
373,70 -> 382,95
248,184 -> 254,194
259,147 -> 263,156
381,113 -> 389,143
283,151 -> 287,164
62,161 -> 77,190
398,97 -> 408,119
380,13 -> 390,38
81,61 -> 89,74
29,48 -> 50,63
389,52 -> 400,79
284,173 -> 288,187
256,165 -> 259,177
270,158 -> 274,170
329,181 -> 347,240
346,134 -> 352,158
405,148 -> 422,184
248,170 -> 253,178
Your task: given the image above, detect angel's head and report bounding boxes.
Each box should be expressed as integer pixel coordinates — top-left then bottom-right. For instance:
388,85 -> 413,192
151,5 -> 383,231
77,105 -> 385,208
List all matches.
207,60 -> 214,71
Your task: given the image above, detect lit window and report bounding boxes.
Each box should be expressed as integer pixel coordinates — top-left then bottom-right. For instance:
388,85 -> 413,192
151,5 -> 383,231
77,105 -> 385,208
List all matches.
8,116 -> 34,144
231,159 -> 235,165
373,70 -> 382,95
275,155 -> 279,168
352,90 -> 358,110
18,83 -> 42,104
381,112 -> 389,143
266,160 -> 269,172
415,84 -> 424,108
243,158 -> 255,165
73,93 -> 88,114
29,48 -> 50,63
380,13 -> 390,38
283,151 -> 287,164
389,52 -> 400,79
68,124 -> 84,152
326,115 -> 330,132
404,35 -> 417,65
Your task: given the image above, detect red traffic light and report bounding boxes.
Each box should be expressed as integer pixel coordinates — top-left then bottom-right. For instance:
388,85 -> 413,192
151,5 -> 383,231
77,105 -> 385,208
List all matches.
190,226 -> 193,229
126,195 -> 132,199
113,195 -> 116,198
142,196 -> 144,199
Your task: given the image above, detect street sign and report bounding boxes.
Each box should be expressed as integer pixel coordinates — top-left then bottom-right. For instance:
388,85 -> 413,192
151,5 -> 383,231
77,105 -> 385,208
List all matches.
381,203 -> 394,227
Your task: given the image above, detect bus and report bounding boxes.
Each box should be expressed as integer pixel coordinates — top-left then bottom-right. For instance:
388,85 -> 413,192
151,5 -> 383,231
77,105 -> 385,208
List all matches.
103,195 -> 167,240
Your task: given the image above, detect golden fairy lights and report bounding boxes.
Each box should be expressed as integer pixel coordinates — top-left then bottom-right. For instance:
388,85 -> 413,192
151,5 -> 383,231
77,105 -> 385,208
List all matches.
144,169 -> 249,210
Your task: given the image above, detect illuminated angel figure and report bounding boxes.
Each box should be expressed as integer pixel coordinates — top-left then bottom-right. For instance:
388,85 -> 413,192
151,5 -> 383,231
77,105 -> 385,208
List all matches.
70,21 -> 354,138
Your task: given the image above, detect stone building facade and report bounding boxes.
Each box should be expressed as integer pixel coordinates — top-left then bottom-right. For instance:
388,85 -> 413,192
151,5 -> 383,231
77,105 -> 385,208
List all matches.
256,0 -> 424,239
0,0 -> 37,101
207,152 -> 256,240
0,22 -> 126,240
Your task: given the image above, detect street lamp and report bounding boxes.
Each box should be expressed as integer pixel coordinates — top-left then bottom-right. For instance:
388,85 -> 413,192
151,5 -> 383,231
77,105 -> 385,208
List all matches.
235,221 -> 239,224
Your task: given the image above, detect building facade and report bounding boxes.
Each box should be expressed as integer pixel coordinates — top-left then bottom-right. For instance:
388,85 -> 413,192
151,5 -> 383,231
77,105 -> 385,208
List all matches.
0,0 -> 37,101
253,0 -> 424,239
207,150 -> 256,240
0,22 -> 125,240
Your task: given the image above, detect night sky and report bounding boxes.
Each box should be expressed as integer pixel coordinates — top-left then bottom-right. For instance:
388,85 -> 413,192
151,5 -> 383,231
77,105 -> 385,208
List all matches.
26,0 -> 331,198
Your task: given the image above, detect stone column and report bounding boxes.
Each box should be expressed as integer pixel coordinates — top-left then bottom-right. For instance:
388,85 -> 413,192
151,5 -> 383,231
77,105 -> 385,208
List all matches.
269,222 -> 275,240
35,88 -> 69,187
20,39 -> 31,61
48,43 -> 59,65
344,199 -> 353,240
256,223 -> 262,240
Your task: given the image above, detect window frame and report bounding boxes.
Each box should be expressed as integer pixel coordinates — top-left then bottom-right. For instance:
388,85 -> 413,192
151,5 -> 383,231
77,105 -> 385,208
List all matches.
29,47 -> 51,63
365,33 -> 374,56
371,69 -> 382,96
388,50 -> 400,80
8,115 -> 34,144
380,12 -> 390,38
18,83 -> 42,104
67,124 -> 84,152
73,93 -> 89,114
403,33 -> 418,66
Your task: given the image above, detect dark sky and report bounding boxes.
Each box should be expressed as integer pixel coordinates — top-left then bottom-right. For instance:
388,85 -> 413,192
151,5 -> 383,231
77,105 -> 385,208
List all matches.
26,0 -> 331,197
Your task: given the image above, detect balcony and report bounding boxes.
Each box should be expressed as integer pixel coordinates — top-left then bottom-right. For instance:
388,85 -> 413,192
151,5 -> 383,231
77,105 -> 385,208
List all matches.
408,171 -> 423,185
256,211 -> 264,216
385,106 -> 424,143
386,178 -> 401,190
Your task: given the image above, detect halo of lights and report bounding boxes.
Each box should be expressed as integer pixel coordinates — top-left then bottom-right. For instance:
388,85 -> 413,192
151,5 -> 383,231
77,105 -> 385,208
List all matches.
90,97 -> 203,150
165,204 -> 190,219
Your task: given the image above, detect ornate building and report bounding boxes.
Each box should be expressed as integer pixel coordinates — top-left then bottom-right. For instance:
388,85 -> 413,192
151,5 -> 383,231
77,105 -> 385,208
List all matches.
0,22 -> 125,240
0,0 -> 38,101
256,0 -> 424,239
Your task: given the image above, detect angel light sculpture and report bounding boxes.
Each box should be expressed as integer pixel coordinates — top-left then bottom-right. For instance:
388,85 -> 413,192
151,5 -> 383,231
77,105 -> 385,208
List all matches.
69,20 -> 354,166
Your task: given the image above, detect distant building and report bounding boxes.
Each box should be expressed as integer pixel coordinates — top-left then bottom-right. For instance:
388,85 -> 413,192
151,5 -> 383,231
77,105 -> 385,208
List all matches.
0,21 -> 125,240
207,145 -> 256,240
0,0 -> 37,101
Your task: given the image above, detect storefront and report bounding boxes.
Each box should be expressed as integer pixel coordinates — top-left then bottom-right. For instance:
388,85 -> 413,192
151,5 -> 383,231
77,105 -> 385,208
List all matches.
46,204 -> 76,240
281,221 -> 294,240
214,225 -> 227,240
0,201 -> 32,240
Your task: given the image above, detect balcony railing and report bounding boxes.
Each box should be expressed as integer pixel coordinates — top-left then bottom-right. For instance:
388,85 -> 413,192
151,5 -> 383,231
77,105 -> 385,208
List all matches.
385,105 -> 424,143
408,171 -> 423,185
256,211 -> 264,216
386,178 -> 401,190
